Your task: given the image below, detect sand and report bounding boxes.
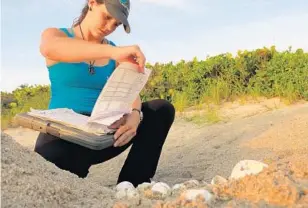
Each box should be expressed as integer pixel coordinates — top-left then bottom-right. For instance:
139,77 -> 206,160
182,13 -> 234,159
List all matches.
2,99 -> 308,207
1,133 -> 117,208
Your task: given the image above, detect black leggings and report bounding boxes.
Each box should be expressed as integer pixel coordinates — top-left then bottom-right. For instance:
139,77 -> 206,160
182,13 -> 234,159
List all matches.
34,99 -> 175,187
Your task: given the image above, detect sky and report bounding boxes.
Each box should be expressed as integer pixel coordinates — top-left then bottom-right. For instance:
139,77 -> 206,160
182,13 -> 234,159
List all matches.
1,0 -> 308,92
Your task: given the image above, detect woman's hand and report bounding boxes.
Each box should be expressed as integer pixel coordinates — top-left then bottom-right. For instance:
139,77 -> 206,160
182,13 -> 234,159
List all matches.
111,111 -> 141,147
111,45 -> 146,73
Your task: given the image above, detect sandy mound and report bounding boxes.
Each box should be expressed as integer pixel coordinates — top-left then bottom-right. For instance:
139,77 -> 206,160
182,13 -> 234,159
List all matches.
213,155 -> 308,207
3,131 -> 308,208
2,101 -> 308,207
1,132 -> 116,208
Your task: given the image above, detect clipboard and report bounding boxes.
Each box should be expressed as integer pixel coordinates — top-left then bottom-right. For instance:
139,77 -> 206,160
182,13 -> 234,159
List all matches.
14,113 -> 115,150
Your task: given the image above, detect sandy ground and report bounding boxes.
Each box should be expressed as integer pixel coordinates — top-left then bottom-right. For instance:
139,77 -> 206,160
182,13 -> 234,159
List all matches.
2,98 -> 308,207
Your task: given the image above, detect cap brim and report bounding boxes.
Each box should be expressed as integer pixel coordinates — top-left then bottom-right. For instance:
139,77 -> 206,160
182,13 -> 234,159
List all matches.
105,3 -> 131,34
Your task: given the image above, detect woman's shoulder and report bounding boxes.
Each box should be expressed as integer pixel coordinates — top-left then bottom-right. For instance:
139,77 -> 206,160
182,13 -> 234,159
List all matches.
41,27 -> 69,35
42,27 -> 117,44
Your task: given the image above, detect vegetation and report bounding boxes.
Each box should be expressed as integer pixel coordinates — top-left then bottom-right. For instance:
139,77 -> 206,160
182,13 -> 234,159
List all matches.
1,46 -> 308,129
1,85 -> 50,129
141,46 -> 308,107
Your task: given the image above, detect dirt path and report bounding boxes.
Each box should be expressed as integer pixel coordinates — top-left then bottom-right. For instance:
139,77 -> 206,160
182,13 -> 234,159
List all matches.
87,100 -> 308,187
4,99 -> 308,188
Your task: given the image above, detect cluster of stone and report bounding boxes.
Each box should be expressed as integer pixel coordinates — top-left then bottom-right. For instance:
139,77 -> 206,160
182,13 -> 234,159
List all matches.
112,160 -> 269,208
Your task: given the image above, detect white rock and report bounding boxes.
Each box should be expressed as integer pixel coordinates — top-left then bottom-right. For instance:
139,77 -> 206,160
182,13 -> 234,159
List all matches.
230,160 -> 268,180
126,189 -> 140,200
211,175 -> 228,185
128,194 -> 141,206
115,189 -> 141,206
171,183 -> 186,195
136,182 -> 152,192
151,182 -> 171,197
172,183 -> 186,191
116,181 -> 135,192
115,184 -> 140,202
115,190 -> 127,199
182,189 -> 213,203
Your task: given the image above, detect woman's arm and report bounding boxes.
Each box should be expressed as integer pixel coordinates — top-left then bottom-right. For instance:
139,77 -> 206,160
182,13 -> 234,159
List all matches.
132,95 -> 142,111
113,95 -> 142,147
39,28 -> 116,62
39,28 -> 146,72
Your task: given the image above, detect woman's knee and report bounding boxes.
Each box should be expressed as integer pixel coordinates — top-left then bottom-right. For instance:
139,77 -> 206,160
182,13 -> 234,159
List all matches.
145,99 -> 175,124
159,99 -> 175,123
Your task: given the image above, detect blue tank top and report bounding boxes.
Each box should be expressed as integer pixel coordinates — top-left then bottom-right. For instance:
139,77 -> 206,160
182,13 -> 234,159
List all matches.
47,28 -> 116,115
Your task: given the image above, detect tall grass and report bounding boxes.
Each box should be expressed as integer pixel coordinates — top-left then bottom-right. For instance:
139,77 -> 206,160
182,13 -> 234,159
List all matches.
1,85 -> 50,129
1,46 -> 307,129
141,46 -> 308,110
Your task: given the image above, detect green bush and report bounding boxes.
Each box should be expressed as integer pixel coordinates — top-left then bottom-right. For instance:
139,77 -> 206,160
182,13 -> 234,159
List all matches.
140,46 -> 308,107
1,46 -> 307,129
1,84 -> 50,129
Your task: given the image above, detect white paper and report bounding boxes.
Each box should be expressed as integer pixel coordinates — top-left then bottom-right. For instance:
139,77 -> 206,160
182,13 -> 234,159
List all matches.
27,108 -> 110,135
27,62 -> 152,135
88,62 -> 152,126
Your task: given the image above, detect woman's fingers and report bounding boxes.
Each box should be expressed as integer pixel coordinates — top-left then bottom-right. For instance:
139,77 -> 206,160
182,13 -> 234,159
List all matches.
108,116 -> 126,129
136,49 -> 146,71
113,45 -> 146,73
120,56 -> 138,65
119,129 -> 136,146
108,120 -> 121,129
114,128 -> 136,147
114,124 -> 129,140
132,46 -> 145,73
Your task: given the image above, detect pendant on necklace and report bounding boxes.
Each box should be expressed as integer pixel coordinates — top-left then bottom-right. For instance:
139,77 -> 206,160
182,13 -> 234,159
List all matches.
88,65 -> 95,75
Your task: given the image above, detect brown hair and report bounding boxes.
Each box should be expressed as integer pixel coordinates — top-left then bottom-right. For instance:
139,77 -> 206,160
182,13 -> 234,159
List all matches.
72,0 -> 104,27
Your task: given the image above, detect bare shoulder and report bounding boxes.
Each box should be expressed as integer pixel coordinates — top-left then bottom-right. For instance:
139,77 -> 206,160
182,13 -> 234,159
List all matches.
40,27 -> 68,50
41,27 -> 67,38
40,28 -> 70,66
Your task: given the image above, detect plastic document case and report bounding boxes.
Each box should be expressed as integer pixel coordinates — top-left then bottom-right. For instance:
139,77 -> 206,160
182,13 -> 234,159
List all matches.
14,113 -> 115,150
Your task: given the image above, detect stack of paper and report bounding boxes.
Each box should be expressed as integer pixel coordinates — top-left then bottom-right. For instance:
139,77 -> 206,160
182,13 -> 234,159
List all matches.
27,62 -> 152,135
88,62 -> 152,126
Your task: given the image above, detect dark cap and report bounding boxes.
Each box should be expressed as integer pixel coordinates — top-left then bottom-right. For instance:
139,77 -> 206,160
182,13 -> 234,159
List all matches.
104,0 -> 131,33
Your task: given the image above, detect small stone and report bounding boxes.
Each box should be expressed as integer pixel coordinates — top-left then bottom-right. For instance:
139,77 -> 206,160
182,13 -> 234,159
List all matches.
115,187 -> 140,206
211,175 -> 228,186
115,181 -> 139,199
181,189 -> 213,203
115,190 -> 127,199
171,183 -> 186,195
126,189 -> 139,198
116,181 -> 135,192
172,183 -> 186,190
230,160 -> 268,180
151,182 -> 171,199
126,189 -> 140,206
143,189 -> 155,198
136,182 -> 152,192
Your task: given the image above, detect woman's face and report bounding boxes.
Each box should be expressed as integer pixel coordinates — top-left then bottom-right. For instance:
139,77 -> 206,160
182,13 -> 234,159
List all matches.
89,2 -> 122,38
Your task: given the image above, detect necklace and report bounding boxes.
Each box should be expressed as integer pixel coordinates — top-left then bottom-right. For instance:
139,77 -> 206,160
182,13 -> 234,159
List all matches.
78,24 -> 97,75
